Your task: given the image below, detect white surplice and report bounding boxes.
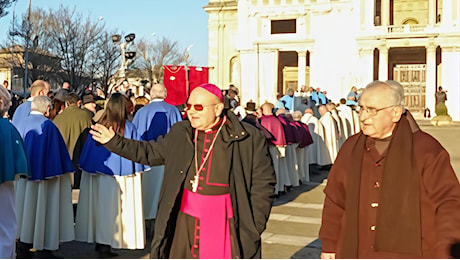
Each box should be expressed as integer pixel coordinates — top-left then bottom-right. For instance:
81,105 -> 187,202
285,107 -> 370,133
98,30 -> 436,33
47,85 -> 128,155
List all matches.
0,181 -> 16,258
75,171 -> 145,249
319,112 -> 340,164
301,113 -> 332,166
15,174 -> 75,251
336,105 -> 356,136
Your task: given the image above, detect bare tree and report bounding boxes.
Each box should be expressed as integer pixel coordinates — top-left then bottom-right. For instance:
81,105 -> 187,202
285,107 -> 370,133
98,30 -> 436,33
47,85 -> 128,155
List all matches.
90,29 -> 122,95
134,36 -> 186,83
3,3 -> 189,95
46,5 -> 105,91
0,0 -> 16,18
6,8 -> 62,87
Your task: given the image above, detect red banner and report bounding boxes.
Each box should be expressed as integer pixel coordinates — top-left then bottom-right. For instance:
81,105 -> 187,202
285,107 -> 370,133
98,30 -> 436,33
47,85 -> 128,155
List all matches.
163,65 -> 209,106
163,65 -> 187,106
189,66 -> 209,93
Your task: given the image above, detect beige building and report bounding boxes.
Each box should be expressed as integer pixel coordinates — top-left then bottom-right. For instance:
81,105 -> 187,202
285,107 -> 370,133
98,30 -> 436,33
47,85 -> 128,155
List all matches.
205,0 -> 460,121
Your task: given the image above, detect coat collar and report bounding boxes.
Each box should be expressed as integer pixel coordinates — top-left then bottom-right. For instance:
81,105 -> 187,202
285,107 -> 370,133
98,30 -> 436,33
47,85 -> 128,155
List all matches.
220,110 -> 249,143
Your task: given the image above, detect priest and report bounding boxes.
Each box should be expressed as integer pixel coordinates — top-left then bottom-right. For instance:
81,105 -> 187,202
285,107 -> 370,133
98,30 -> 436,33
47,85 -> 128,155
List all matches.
132,83 -> 182,238
0,86 -> 29,259
91,83 -> 275,259
14,95 -> 75,258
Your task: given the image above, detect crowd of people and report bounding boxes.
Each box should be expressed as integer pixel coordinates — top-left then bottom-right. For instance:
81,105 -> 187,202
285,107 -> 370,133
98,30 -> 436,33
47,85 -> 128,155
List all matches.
1,77 -> 459,259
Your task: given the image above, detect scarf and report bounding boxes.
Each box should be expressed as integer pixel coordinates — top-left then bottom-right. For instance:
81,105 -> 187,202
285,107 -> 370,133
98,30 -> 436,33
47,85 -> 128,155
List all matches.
341,114 -> 422,257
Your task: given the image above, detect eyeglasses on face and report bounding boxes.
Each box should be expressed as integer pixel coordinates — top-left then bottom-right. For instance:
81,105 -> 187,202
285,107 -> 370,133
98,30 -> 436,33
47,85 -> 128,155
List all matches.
357,105 -> 396,116
186,103 -> 217,111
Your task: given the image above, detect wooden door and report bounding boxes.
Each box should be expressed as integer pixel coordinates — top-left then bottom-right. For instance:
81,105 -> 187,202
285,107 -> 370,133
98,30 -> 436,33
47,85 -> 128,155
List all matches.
393,64 -> 426,114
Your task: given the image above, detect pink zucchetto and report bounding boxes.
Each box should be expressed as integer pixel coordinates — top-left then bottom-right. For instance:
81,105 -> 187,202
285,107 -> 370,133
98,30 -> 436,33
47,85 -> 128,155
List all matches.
194,83 -> 223,102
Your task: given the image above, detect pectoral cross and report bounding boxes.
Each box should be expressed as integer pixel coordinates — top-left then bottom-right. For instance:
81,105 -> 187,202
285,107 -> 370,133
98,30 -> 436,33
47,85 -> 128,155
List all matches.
190,174 -> 200,193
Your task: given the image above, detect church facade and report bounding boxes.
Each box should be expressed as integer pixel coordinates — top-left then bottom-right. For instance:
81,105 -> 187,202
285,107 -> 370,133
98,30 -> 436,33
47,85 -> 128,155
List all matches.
204,0 -> 460,121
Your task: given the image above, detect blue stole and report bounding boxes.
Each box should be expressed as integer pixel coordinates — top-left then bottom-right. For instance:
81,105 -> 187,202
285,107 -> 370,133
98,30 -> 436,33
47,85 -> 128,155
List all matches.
133,100 -> 182,142
0,118 -> 30,184
16,114 -> 75,180
78,121 -> 144,176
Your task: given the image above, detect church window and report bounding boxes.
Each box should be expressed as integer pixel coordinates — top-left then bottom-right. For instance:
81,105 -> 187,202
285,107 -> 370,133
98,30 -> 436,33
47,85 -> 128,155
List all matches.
271,19 -> 296,34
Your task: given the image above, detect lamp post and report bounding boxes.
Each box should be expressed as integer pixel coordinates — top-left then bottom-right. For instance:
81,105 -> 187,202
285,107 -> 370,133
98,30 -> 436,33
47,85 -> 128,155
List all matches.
184,44 -> 193,97
23,0 -> 31,96
112,33 -> 136,79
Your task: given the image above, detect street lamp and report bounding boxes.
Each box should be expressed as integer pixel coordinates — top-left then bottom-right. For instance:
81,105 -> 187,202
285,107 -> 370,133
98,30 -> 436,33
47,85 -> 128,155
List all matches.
23,0 -> 32,96
112,33 -> 136,79
184,44 -> 193,96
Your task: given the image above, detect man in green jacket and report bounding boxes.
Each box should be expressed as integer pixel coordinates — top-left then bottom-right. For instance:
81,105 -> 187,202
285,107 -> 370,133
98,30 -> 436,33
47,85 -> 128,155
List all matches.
53,92 -> 92,188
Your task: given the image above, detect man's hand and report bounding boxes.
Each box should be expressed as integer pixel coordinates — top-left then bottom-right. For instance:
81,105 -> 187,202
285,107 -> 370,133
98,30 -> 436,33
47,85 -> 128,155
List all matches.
321,252 -> 336,259
90,123 -> 115,144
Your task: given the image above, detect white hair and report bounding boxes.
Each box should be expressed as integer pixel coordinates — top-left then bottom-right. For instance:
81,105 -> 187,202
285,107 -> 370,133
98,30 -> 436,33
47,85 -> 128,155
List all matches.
0,86 -> 11,114
150,83 -> 167,99
31,96 -> 51,114
365,80 -> 405,107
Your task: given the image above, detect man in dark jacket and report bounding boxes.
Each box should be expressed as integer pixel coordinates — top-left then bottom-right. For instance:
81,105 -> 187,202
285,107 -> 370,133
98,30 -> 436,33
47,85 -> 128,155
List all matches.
319,80 -> 460,258
91,83 -> 276,259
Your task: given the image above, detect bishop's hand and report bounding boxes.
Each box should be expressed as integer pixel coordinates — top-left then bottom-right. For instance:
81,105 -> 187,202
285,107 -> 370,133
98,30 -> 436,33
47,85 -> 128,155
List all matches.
90,123 -> 115,144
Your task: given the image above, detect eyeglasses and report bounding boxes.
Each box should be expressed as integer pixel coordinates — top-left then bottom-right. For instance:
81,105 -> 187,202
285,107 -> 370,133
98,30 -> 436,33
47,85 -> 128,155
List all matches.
186,103 -> 217,112
357,105 -> 396,116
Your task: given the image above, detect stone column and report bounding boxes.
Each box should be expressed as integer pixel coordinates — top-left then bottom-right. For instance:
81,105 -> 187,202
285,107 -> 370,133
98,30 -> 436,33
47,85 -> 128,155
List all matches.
308,50 -> 319,90
297,50 -> 307,92
239,51 -> 258,107
443,0 -> 454,25
426,45 -> 437,114
428,0 -> 437,25
457,0 -> 460,26
441,46 -> 460,121
361,0 -> 374,28
378,46 -> 389,81
381,0 -> 390,26
359,48 -> 375,86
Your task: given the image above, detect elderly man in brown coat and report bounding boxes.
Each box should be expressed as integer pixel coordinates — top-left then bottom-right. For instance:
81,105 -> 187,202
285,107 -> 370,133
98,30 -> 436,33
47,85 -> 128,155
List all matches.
319,80 -> 460,258
91,83 -> 276,259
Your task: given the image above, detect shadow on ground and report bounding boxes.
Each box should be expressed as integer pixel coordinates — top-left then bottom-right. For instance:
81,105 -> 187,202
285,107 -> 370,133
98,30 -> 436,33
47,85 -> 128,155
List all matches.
273,164 -> 330,207
291,239 -> 322,259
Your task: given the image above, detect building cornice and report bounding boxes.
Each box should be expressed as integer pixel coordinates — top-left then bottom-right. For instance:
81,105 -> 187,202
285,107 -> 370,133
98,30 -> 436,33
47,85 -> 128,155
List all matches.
204,0 -> 237,12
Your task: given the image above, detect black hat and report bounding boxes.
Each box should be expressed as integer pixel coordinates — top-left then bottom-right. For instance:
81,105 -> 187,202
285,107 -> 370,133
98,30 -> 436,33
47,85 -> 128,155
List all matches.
82,94 -> 95,105
54,89 -> 68,102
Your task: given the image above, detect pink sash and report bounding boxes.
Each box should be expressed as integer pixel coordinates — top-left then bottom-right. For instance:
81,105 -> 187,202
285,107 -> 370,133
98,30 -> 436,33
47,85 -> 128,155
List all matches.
180,188 -> 233,259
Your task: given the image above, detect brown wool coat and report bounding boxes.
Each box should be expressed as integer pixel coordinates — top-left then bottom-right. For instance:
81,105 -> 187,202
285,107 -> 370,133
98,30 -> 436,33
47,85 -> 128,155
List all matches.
105,111 -> 276,258
319,123 -> 460,258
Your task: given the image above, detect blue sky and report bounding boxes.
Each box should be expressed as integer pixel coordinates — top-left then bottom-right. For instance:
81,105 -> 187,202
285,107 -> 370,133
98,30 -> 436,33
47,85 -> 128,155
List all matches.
0,0 -> 210,66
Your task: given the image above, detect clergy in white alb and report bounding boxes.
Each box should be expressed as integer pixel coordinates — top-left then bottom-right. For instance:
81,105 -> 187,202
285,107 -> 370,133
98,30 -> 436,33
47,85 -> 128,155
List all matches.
0,87 -> 29,259
14,96 -> 75,253
75,93 -> 146,252
260,102 -> 289,194
336,100 -> 356,136
276,108 -> 300,187
301,108 -> 332,167
11,80 -> 50,126
291,111 -> 314,182
326,103 -> 347,147
318,105 -> 340,164
132,83 -> 182,221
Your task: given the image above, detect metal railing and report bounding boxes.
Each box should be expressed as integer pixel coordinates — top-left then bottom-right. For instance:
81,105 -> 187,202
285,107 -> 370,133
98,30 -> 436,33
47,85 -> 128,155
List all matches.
386,24 -> 427,34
